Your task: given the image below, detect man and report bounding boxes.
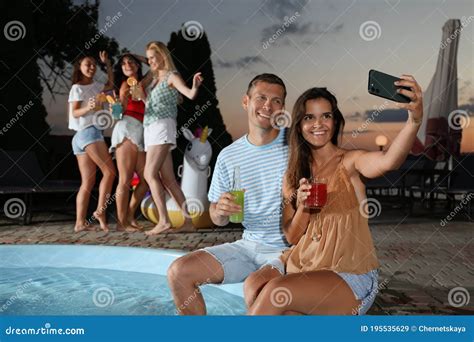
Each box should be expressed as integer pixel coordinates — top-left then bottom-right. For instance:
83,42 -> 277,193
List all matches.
168,73 -> 289,314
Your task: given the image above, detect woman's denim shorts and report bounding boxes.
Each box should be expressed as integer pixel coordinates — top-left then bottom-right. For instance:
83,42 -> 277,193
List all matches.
337,269 -> 379,315
71,126 -> 104,155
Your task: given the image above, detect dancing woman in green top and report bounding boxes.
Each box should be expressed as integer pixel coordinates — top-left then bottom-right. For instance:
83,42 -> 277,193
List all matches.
143,41 -> 203,235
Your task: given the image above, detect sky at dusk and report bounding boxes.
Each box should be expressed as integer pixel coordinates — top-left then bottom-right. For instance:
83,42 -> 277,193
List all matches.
44,0 -> 473,152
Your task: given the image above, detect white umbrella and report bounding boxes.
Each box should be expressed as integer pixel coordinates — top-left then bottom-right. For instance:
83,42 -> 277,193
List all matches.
411,19 -> 461,160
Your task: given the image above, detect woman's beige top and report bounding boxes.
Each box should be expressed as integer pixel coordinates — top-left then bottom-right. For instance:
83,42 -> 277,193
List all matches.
281,151 -> 380,275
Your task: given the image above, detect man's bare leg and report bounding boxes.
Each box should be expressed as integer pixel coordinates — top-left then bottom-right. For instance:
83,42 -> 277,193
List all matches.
167,250 -> 224,315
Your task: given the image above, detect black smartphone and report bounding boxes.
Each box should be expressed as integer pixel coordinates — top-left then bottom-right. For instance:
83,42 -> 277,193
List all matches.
368,69 -> 411,103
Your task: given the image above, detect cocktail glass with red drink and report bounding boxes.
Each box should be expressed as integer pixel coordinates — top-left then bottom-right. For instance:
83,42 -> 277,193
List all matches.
305,177 -> 327,209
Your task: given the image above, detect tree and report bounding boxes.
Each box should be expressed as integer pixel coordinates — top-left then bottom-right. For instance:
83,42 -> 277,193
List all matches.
0,0 -> 120,172
167,26 -> 233,179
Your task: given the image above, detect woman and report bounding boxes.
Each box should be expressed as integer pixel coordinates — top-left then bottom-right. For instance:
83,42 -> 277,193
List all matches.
110,54 -> 151,231
248,75 -> 423,315
143,41 -> 203,235
68,51 -> 116,233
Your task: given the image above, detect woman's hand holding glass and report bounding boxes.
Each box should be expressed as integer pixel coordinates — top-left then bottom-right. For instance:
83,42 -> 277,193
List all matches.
296,178 -> 311,208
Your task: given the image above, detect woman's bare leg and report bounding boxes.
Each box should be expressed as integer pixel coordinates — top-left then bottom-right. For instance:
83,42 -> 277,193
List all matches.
144,144 -> 172,235
248,270 -> 360,315
243,265 -> 282,308
85,141 -> 116,232
160,151 -> 195,231
115,139 -> 138,231
74,153 -> 96,232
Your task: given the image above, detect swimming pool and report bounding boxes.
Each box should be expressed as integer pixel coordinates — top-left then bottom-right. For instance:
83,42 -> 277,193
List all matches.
0,245 -> 245,315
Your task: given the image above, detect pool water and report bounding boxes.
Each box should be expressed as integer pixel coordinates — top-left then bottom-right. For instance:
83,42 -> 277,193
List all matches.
0,266 -> 246,315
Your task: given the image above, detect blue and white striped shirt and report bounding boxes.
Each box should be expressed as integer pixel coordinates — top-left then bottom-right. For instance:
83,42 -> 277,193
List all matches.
208,129 -> 289,248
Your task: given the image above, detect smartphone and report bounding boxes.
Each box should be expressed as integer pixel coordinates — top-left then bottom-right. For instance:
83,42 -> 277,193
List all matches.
368,69 -> 411,103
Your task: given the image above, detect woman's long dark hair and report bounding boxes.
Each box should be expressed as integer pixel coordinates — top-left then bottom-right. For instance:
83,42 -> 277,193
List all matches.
286,87 -> 345,195
113,54 -> 143,92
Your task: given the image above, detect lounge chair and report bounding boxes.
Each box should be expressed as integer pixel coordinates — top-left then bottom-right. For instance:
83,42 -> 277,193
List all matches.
0,149 -> 81,224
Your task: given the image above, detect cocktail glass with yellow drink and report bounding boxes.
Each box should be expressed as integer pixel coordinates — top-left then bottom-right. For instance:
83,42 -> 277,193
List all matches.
127,77 -> 141,101
229,166 -> 244,224
94,93 -> 107,111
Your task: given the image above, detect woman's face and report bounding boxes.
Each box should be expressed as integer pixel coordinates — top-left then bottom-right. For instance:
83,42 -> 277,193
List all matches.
299,98 -> 336,148
79,57 -> 97,79
121,57 -> 138,77
146,49 -> 163,71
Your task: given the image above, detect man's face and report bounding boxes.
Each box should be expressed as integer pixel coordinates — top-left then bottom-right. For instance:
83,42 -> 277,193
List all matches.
242,81 -> 285,131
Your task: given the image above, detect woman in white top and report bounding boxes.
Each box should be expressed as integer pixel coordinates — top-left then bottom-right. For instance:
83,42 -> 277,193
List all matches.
68,51 -> 116,233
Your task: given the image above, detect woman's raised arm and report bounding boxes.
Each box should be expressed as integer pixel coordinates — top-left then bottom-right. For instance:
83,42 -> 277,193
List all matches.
352,75 -> 423,179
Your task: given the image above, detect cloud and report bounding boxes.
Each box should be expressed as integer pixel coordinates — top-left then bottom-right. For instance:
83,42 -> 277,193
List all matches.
459,103 -> 474,113
343,129 -> 375,135
262,0 -> 310,20
216,55 -> 270,69
259,0 -> 343,45
261,20 -> 343,45
364,109 -> 407,122
355,105 -> 474,124
261,22 -> 312,39
345,111 -> 363,121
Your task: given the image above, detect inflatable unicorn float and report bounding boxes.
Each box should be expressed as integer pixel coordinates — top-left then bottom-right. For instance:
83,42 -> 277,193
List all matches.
140,126 -> 213,229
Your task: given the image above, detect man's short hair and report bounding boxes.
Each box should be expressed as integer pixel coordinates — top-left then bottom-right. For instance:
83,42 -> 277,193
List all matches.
246,73 -> 287,100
